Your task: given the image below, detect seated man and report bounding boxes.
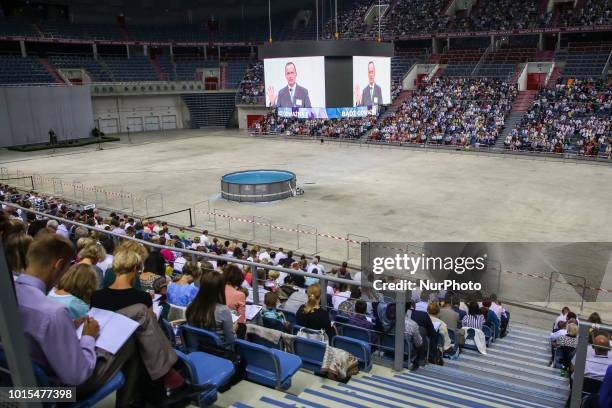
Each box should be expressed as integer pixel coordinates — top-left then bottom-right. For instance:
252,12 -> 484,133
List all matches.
348,300 -> 375,331
407,301 -> 437,364
572,331 -> 612,383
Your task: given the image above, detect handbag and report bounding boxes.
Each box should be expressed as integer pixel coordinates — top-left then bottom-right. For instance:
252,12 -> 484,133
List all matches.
296,327 -> 328,344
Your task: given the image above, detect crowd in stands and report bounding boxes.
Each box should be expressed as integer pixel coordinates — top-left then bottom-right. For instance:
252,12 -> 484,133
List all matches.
505,79 -> 612,156
3,183 -> 611,404
252,112 -> 377,139
371,77 -> 517,146
549,306 -> 611,407
332,0 -> 610,39
237,61 -> 264,104
558,0 -> 612,27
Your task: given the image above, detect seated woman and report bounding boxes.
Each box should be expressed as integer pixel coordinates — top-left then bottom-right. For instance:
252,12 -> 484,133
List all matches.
223,264 -> 246,324
186,272 -> 237,348
140,250 -> 168,292
427,303 -> 457,358
166,262 -> 201,307
48,263 -> 98,319
91,247 -> 153,312
78,240 -> 107,289
296,284 -> 336,343
461,302 -> 484,330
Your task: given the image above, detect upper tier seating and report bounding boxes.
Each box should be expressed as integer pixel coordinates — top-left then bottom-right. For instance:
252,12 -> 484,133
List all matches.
0,55 -> 53,84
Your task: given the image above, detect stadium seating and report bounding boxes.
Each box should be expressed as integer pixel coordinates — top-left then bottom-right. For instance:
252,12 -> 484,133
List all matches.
293,336 -> 327,374
48,54 -> 113,82
233,339 -> 302,390
506,78 -> 611,155
174,349 -> 234,405
371,77 -> 517,146
0,55 -> 54,84
332,335 -> 373,371
40,22 -> 122,40
182,93 -> 236,128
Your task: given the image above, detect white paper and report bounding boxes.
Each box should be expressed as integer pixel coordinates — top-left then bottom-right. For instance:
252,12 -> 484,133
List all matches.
231,312 -> 240,323
77,307 -> 139,354
245,305 -> 263,321
152,300 -> 162,319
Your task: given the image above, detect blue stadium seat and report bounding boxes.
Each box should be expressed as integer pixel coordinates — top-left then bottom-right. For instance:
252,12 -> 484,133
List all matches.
160,319 -> 177,347
262,316 -> 286,332
0,350 -> 124,408
293,336 -> 327,373
246,332 -> 282,350
338,324 -> 372,345
332,336 -> 372,372
174,350 -> 229,406
179,324 -> 225,352
233,339 -> 302,390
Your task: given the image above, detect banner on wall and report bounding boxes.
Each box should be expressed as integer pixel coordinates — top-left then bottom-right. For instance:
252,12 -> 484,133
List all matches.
277,105 -> 378,119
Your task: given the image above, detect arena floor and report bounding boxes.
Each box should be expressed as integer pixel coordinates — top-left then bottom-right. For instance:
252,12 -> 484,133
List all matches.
1,129 -> 611,320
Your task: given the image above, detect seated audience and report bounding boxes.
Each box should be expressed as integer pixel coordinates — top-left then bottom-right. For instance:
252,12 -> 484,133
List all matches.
347,299 -> 376,331
186,272 -> 237,348
462,302 -> 485,330
166,262 -> 201,307
261,292 -> 288,328
224,264 -> 247,324
48,263 -> 98,319
296,284 -> 336,342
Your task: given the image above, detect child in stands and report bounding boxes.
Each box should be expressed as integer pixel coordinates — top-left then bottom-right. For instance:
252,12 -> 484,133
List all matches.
262,292 -> 287,329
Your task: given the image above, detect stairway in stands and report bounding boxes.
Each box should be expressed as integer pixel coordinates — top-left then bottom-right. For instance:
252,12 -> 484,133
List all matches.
547,67 -> 563,88
232,323 -> 568,408
39,58 -> 65,84
359,90 -> 412,142
150,58 -> 166,81
496,112 -> 524,148
513,90 -> 537,113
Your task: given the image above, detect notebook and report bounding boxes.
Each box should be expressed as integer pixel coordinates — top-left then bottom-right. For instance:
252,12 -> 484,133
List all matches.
77,307 -> 139,354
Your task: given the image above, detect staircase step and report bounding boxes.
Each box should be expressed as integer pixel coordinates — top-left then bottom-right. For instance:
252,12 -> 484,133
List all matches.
348,375 -> 536,408
489,342 -> 550,358
459,351 -> 561,378
418,365 -> 567,407
485,347 -> 551,365
445,359 -> 568,394
463,348 -> 554,371
391,372 -> 554,408
511,324 -> 550,336
504,332 -> 550,343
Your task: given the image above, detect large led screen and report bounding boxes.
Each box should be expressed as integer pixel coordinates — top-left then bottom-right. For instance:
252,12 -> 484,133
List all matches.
264,56 -> 326,108
352,56 -> 391,106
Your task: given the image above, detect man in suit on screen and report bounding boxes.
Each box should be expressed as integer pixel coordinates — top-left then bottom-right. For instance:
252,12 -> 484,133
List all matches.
356,61 -> 383,106
267,62 -> 312,108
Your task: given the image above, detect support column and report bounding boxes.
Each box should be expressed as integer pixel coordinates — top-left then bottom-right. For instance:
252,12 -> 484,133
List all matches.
556,33 -> 561,51
126,44 -> 130,59
538,33 -> 544,52
169,45 -> 174,59
19,40 -> 26,58
92,43 -> 98,60
143,45 -> 148,57
447,38 -> 451,51
490,35 -> 495,51
217,45 -> 221,61
203,46 -> 207,60
432,37 -> 439,54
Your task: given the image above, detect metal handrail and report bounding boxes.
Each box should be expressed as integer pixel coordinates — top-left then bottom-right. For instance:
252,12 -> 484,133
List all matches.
0,201 -> 361,289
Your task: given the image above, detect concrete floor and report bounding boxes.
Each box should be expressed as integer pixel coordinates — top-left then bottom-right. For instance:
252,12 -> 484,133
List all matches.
1,129 -> 611,319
